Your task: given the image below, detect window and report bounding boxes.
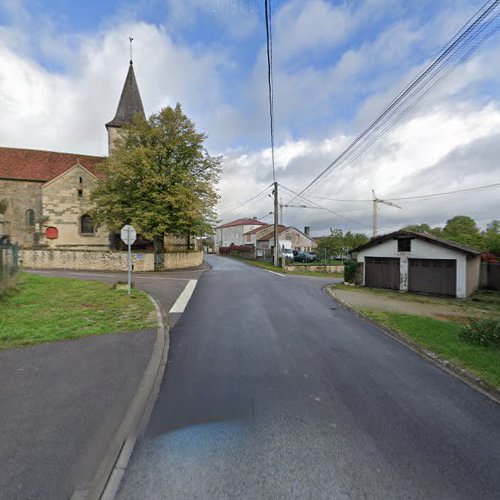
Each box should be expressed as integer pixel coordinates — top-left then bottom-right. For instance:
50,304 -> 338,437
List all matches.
80,214 -> 94,234
79,176 -> 83,184
77,189 -> 83,198
26,209 -> 35,226
398,238 -> 411,252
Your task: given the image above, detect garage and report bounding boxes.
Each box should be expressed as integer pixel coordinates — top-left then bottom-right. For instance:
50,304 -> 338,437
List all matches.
351,230 -> 481,298
365,257 -> 400,290
409,259 -> 456,296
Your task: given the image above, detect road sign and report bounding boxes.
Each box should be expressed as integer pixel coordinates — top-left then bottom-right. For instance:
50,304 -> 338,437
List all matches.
120,224 -> 136,296
120,224 -> 137,245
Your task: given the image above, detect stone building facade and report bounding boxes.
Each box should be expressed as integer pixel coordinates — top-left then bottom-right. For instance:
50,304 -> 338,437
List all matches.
0,61 -> 145,249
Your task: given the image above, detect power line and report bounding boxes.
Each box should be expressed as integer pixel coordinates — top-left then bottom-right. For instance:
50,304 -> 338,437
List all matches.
289,0 -> 500,201
217,183 -> 273,217
264,0 -> 276,183
279,183 -> 372,228
306,181 -> 500,203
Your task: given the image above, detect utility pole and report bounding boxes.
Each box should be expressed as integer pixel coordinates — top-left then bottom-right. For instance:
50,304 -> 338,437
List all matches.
274,181 -> 279,266
279,197 -> 283,226
372,189 -> 401,237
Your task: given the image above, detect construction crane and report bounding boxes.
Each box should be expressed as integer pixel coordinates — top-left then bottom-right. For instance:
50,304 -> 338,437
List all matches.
372,190 -> 401,238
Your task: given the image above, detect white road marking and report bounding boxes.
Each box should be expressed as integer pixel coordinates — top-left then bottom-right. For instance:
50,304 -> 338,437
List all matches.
265,269 -> 285,277
169,279 -> 198,313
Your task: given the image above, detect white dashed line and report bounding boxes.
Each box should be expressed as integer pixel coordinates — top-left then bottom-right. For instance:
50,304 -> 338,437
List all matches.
169,279 -> 198,313
265,269 -> 285,277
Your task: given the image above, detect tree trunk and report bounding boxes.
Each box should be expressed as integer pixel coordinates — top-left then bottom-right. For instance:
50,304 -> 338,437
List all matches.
187,234 -> 191,250
153,235 -> 164,271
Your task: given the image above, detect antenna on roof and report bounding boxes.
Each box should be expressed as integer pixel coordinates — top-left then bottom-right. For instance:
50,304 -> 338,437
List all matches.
129,36 -> 134,64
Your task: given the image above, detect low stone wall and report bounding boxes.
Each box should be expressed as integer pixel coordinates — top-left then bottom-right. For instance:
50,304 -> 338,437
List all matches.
285,264 -> 344,273
164,250 -> 203,269
20,249 -> 203,272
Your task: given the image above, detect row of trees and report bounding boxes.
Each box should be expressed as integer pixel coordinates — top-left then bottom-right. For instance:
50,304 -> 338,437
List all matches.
403,216 -> 500,256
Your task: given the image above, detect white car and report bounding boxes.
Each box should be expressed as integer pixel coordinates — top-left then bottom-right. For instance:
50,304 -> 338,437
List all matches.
281,248 -> 294,261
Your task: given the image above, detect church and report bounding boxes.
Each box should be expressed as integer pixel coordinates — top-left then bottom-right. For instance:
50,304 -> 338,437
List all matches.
0,60 -> 145,250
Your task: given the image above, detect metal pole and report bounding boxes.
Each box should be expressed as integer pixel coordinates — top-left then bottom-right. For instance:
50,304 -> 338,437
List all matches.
273,181 -> 279,267
127,231 -> 132,296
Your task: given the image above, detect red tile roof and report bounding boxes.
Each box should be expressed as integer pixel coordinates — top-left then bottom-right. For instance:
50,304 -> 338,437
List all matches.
0,146 -> 105,181
256,225 -> 288,241
244,224 -> 273,236
216,218 -> 267,229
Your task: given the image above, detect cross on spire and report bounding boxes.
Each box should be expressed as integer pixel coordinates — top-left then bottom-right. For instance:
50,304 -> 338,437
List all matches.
129,36 -> 134,64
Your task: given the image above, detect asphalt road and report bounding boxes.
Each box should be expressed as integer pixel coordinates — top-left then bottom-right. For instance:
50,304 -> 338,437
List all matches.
117,255 -> 500,499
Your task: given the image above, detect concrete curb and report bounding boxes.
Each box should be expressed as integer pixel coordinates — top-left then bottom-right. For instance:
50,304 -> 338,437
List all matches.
323,286 -> 500,405
78,293 -> 170,500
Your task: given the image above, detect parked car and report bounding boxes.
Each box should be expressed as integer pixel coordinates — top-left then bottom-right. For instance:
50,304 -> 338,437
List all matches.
281,248 -> 294,262
294,252 -> 317,263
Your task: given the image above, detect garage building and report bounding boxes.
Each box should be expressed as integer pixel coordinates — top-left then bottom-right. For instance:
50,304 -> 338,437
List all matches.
352,230 -> 481,298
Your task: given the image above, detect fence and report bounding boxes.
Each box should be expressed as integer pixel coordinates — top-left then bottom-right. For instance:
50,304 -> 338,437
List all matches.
481,262 -> 500,291
0,242 -> 20,294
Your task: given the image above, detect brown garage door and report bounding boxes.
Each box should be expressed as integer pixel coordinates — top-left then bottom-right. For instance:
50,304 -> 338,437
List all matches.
365,257 -> 400,290
408,259 -> 456,296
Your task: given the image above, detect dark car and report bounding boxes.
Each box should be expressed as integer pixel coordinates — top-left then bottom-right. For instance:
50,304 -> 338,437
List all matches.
295,252 -> 317,263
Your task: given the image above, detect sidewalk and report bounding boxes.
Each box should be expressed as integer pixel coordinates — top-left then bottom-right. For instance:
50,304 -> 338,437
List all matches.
0,265 -> 206,500
0,329 -> 156,500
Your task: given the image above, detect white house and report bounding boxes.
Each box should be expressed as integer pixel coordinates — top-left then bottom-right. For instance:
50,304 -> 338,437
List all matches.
214,217 -> 267,251
352,230 -> 481,298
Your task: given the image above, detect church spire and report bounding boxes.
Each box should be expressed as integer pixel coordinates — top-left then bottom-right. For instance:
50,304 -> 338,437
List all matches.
105,54 -> 145,153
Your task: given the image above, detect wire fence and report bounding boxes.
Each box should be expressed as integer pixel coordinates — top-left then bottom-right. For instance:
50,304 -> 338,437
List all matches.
0,242 -> 20,295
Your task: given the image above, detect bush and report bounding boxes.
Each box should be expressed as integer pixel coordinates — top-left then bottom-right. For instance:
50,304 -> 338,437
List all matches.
460,319 -> 500,348
344,259 -> 359,283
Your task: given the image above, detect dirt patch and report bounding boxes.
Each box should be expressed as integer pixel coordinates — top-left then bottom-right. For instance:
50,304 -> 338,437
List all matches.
331,288 -> 486,323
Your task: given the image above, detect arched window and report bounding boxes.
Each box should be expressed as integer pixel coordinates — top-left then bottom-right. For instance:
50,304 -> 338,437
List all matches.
80,214 -> 94,234
26,209 -> 35,226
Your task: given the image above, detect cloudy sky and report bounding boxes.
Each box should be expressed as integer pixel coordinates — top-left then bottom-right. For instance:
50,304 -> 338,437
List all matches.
1,0 -> 499,236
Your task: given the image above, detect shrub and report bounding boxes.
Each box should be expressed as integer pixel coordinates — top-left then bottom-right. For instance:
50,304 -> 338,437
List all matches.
344,259 -> 359,283
460,319 -> 500,348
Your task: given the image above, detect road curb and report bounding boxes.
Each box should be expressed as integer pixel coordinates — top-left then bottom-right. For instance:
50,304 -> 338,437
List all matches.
323,286 -> 500,405
81,293 -> 170,500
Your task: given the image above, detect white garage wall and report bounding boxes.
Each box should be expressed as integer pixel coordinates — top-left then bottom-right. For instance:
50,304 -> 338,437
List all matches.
357,238 -> 467,298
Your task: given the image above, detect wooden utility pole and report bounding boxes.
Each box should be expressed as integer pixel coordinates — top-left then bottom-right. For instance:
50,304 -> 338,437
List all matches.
274,181 -> 279,266
372,189 -> 401,237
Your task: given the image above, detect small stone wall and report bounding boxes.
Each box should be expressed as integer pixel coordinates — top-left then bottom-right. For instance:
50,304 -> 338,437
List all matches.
164,251 -> 204,269
20,249 -> 203,272
285,264 -> 344,273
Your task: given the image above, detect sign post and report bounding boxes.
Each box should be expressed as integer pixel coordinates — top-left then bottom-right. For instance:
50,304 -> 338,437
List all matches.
120,224 -> 137,296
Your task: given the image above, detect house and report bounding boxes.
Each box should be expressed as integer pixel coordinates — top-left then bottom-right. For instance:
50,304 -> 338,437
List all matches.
0,60 -> 145,250
351,230 -> 481,298
244,224 -> 316,252
214,217 -> 267,251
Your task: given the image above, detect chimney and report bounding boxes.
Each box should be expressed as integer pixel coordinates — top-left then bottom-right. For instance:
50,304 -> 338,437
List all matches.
304,226 -> 310,237
253,216 -> 257,220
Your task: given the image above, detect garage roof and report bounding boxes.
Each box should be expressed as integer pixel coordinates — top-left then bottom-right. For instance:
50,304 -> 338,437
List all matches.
351,230 -> 480,257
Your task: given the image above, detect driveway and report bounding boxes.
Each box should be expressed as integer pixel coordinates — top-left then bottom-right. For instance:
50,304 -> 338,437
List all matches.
117,255 -> 500,499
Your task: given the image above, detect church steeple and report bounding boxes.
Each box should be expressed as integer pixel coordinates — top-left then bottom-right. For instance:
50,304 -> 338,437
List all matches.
105,60 -> 145,154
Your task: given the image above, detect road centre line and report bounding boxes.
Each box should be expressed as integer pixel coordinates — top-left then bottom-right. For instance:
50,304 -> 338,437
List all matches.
169,279 -> 198,313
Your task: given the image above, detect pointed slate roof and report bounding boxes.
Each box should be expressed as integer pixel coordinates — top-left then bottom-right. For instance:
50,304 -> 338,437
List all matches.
106,62 -> 145,128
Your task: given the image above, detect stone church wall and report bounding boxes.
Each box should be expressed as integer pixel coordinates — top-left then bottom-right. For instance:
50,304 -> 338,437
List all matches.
0,179 -> 43,247
41,165 -> 110,249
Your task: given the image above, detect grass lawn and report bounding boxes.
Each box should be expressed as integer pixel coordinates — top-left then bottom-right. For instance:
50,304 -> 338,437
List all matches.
227,256 -> 342,279
0,273 -> 157,349
360,309 -> 500,388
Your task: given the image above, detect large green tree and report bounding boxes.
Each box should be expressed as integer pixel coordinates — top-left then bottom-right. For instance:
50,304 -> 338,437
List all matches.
484,220 -> 500,256
442,215 -> 485,250
316,228 -> 368,260
91,104 -> 221,263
